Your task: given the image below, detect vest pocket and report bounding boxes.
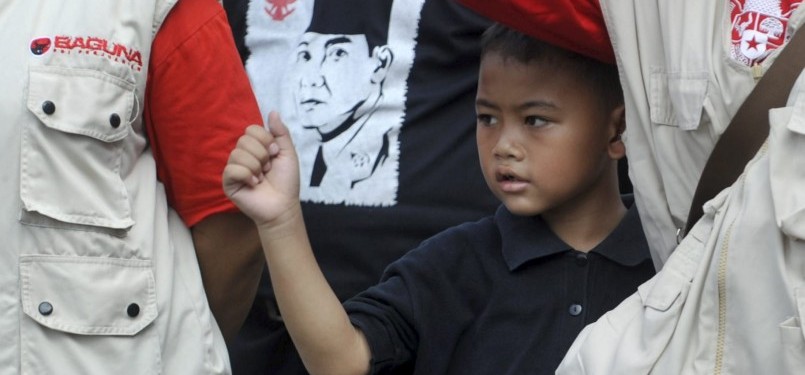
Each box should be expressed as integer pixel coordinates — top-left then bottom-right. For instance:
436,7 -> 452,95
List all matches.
19,255 -> 159,374
779,288 -> 805,373
769,80 -> 805,239
650,68 -> 708,130
22,65 -> 135,230
633,253 -> 692,344
629,217 -> 708,364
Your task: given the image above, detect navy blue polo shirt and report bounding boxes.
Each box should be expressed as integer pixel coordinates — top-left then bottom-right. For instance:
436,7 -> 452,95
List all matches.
345,198 -> 655,374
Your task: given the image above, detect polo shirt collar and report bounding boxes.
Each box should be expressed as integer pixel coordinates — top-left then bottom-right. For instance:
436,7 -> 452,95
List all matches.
497,195 -> 650,271
590,195 -> 650,266
497,205 -> 570,271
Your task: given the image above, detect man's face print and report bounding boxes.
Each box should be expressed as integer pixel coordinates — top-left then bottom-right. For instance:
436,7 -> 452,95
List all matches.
245,0 -> 426,205
294,32 -> 377,135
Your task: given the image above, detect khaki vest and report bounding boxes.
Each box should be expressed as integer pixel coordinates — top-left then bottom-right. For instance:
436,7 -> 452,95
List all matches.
598,0 -> 795,267
557,2 -> 805,374
0,1 -> 230,373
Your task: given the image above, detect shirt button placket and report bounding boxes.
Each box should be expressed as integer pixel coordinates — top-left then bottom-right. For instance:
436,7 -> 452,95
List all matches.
567,251 -> 589,320
575,253 -> 588,267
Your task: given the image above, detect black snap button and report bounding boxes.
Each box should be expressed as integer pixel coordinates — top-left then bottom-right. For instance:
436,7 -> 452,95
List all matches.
127,303 -> 140,317
569,304 -> 583,317
575,253 -> 588,267
126,303 -> 140,317
42,101 -> 56,115
109,113 -> 121,128
38,301 -> 53,316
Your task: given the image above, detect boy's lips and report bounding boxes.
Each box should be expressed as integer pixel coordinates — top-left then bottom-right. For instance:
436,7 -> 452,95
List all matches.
495,167 -> 529,193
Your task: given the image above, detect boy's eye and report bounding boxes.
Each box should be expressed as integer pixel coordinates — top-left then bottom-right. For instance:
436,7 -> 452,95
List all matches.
476,114 -> 497,126
524,116 -> 548,127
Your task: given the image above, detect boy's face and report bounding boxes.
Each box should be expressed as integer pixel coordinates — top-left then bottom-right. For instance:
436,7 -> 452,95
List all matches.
475,53 -> 620,217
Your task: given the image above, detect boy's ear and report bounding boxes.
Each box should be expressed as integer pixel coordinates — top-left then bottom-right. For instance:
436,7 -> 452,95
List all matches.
607,104 -> 626,160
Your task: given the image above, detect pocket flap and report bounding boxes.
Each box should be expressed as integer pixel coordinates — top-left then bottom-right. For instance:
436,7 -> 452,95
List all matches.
637,269 -> 685,312
20,255 -> 157,336
27,65 -> 134,142
796,287 -> 805,338
639,215 -> 709,311
650,68 -> 708,130
769,78 -> 805,239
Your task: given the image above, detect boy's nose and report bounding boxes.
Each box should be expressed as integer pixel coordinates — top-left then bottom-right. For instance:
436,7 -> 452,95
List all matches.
493,133 -> 523,160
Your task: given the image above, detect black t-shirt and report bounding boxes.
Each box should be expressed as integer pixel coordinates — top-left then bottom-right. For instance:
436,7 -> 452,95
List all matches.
346,201 -> 655,374
224,1 -> 498,373
225,0 -> 497,303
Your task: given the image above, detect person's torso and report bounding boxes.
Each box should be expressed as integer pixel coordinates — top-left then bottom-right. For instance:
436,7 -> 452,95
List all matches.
369,212 -> 655,374
231,0 -> 499,301
599,0 -> 805,267
0,2 -> 227,374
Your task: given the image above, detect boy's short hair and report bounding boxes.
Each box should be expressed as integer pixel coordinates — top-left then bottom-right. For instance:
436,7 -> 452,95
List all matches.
480,23 -> 624,111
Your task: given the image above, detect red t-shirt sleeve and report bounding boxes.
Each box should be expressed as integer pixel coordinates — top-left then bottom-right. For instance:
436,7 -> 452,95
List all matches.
456,0 -> 614,64
144,0 -> 262,227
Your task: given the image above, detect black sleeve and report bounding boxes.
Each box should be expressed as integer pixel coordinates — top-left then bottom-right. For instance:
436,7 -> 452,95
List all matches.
222,0 -> 250,63
346,273 -> 419,374
343,218 -> 493,374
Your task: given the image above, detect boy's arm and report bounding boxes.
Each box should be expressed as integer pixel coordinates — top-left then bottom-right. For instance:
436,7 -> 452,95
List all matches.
223,114 -> 372,375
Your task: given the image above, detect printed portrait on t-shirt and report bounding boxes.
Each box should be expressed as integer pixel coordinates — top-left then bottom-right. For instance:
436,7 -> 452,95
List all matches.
244,0 -> 424,206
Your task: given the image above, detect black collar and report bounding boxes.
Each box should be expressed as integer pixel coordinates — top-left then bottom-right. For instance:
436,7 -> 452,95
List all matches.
497,195 -> 650,271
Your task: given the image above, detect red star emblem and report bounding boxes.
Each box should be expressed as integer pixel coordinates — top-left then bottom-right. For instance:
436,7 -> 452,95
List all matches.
746,36 -> 760,51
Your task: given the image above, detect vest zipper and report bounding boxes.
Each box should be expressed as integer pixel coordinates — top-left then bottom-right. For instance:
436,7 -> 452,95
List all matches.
712,141 -> 768,374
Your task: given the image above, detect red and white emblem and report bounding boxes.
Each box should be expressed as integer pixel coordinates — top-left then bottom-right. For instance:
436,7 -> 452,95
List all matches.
30,37 -> 52,55
737,14 -> 778,59
265,0 -> 297,21
730,0 -> 801,65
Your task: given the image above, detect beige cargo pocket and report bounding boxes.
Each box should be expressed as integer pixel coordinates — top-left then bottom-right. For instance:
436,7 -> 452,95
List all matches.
649,68 -> 713,225
769,84 -> 805,239
631,216 -> 709,361
779,288 -> 805,373
649,68 -> 709,130
19,255 -> 159,374
634,253 -> 692,347
22,65 -> 135,231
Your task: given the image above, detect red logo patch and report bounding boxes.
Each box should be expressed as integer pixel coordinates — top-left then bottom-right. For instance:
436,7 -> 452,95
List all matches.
30,37 -> 52,55
52,35 -> 143,71
729,0 -> 802,65
265,0 -> 296,21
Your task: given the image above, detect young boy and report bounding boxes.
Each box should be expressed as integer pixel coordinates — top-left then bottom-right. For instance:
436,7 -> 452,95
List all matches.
223,24 -> 655,374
